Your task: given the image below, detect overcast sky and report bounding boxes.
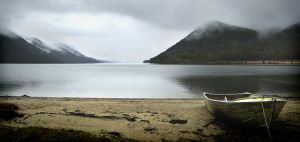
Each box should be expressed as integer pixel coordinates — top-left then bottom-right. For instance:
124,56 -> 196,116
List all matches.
0,0 -> 299,62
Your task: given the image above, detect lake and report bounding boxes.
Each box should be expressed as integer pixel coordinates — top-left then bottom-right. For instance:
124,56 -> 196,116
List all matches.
0,64 -> 299,98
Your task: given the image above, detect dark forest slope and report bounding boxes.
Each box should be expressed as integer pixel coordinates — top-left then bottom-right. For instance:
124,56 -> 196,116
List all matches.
147,22 -> 300,64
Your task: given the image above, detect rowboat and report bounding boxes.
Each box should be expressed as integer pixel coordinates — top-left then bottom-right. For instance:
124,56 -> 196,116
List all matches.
203,92 -> 287,126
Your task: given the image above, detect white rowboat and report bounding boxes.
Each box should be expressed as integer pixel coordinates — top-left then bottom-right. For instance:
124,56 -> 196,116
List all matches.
203,92 -> 287,126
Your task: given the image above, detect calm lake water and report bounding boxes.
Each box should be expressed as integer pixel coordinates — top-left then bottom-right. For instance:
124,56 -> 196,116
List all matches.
0,64 -> 299,98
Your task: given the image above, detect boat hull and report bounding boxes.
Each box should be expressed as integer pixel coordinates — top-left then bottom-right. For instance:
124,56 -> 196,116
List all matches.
204,94 -> 287,126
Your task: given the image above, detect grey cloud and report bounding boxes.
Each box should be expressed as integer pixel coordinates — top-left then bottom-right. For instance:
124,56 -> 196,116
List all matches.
1,0 -> 299,30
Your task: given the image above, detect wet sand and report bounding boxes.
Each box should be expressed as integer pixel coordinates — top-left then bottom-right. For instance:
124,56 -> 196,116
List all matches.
0,96 -> 299,141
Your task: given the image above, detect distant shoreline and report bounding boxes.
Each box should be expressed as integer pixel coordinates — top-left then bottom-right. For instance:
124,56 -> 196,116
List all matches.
219,60 -> 300,65
146,60 -> 300,65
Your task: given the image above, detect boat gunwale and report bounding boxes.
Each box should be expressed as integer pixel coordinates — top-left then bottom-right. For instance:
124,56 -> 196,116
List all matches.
203,92 -> 287,104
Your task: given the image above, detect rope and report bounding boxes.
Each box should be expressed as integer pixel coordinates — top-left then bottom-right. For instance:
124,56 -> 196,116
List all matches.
261,96 -> 272,141
271,98 -> 277,123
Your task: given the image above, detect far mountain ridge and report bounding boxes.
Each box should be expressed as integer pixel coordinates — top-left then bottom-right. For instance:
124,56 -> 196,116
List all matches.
147,21 -> 300,64
185,21 -> 256,40
0,28 -> 105,63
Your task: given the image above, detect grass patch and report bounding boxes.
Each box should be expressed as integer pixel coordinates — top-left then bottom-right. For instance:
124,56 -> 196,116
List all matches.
0,103 -> 24,120
0,126 -> 137,142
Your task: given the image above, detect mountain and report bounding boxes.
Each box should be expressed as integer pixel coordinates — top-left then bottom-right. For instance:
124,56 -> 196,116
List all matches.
0,29 -> 103,63
147,21 -> 300,64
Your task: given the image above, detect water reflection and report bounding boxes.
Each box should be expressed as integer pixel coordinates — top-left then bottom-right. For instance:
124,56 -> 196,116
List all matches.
177,75 -> 300,97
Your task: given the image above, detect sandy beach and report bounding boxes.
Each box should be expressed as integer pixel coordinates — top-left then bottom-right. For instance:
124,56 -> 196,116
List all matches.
1,96 -> 300,142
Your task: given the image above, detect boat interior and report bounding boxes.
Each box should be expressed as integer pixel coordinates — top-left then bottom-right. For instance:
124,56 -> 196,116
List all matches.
204,92 -> 251,101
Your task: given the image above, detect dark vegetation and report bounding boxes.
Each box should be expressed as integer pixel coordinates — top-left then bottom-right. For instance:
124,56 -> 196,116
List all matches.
0,102 -> 136,142
0,103 -> 23,120
0,31 -> 104,63
143,126 -> 157,132
169,119 -> 187,124
148,21 -> 300,64
0,126 -> 136,142
62,109 -> 138,122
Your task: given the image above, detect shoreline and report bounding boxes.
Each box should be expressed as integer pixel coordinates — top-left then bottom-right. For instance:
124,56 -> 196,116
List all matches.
2,95 -> 300,100
1,96 -> 300,141
0,96 -> 203,100
147,60 -> 300,65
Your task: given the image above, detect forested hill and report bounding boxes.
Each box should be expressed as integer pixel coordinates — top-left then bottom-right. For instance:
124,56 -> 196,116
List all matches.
147,21 -> 300,64
0,28 -> 104,63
